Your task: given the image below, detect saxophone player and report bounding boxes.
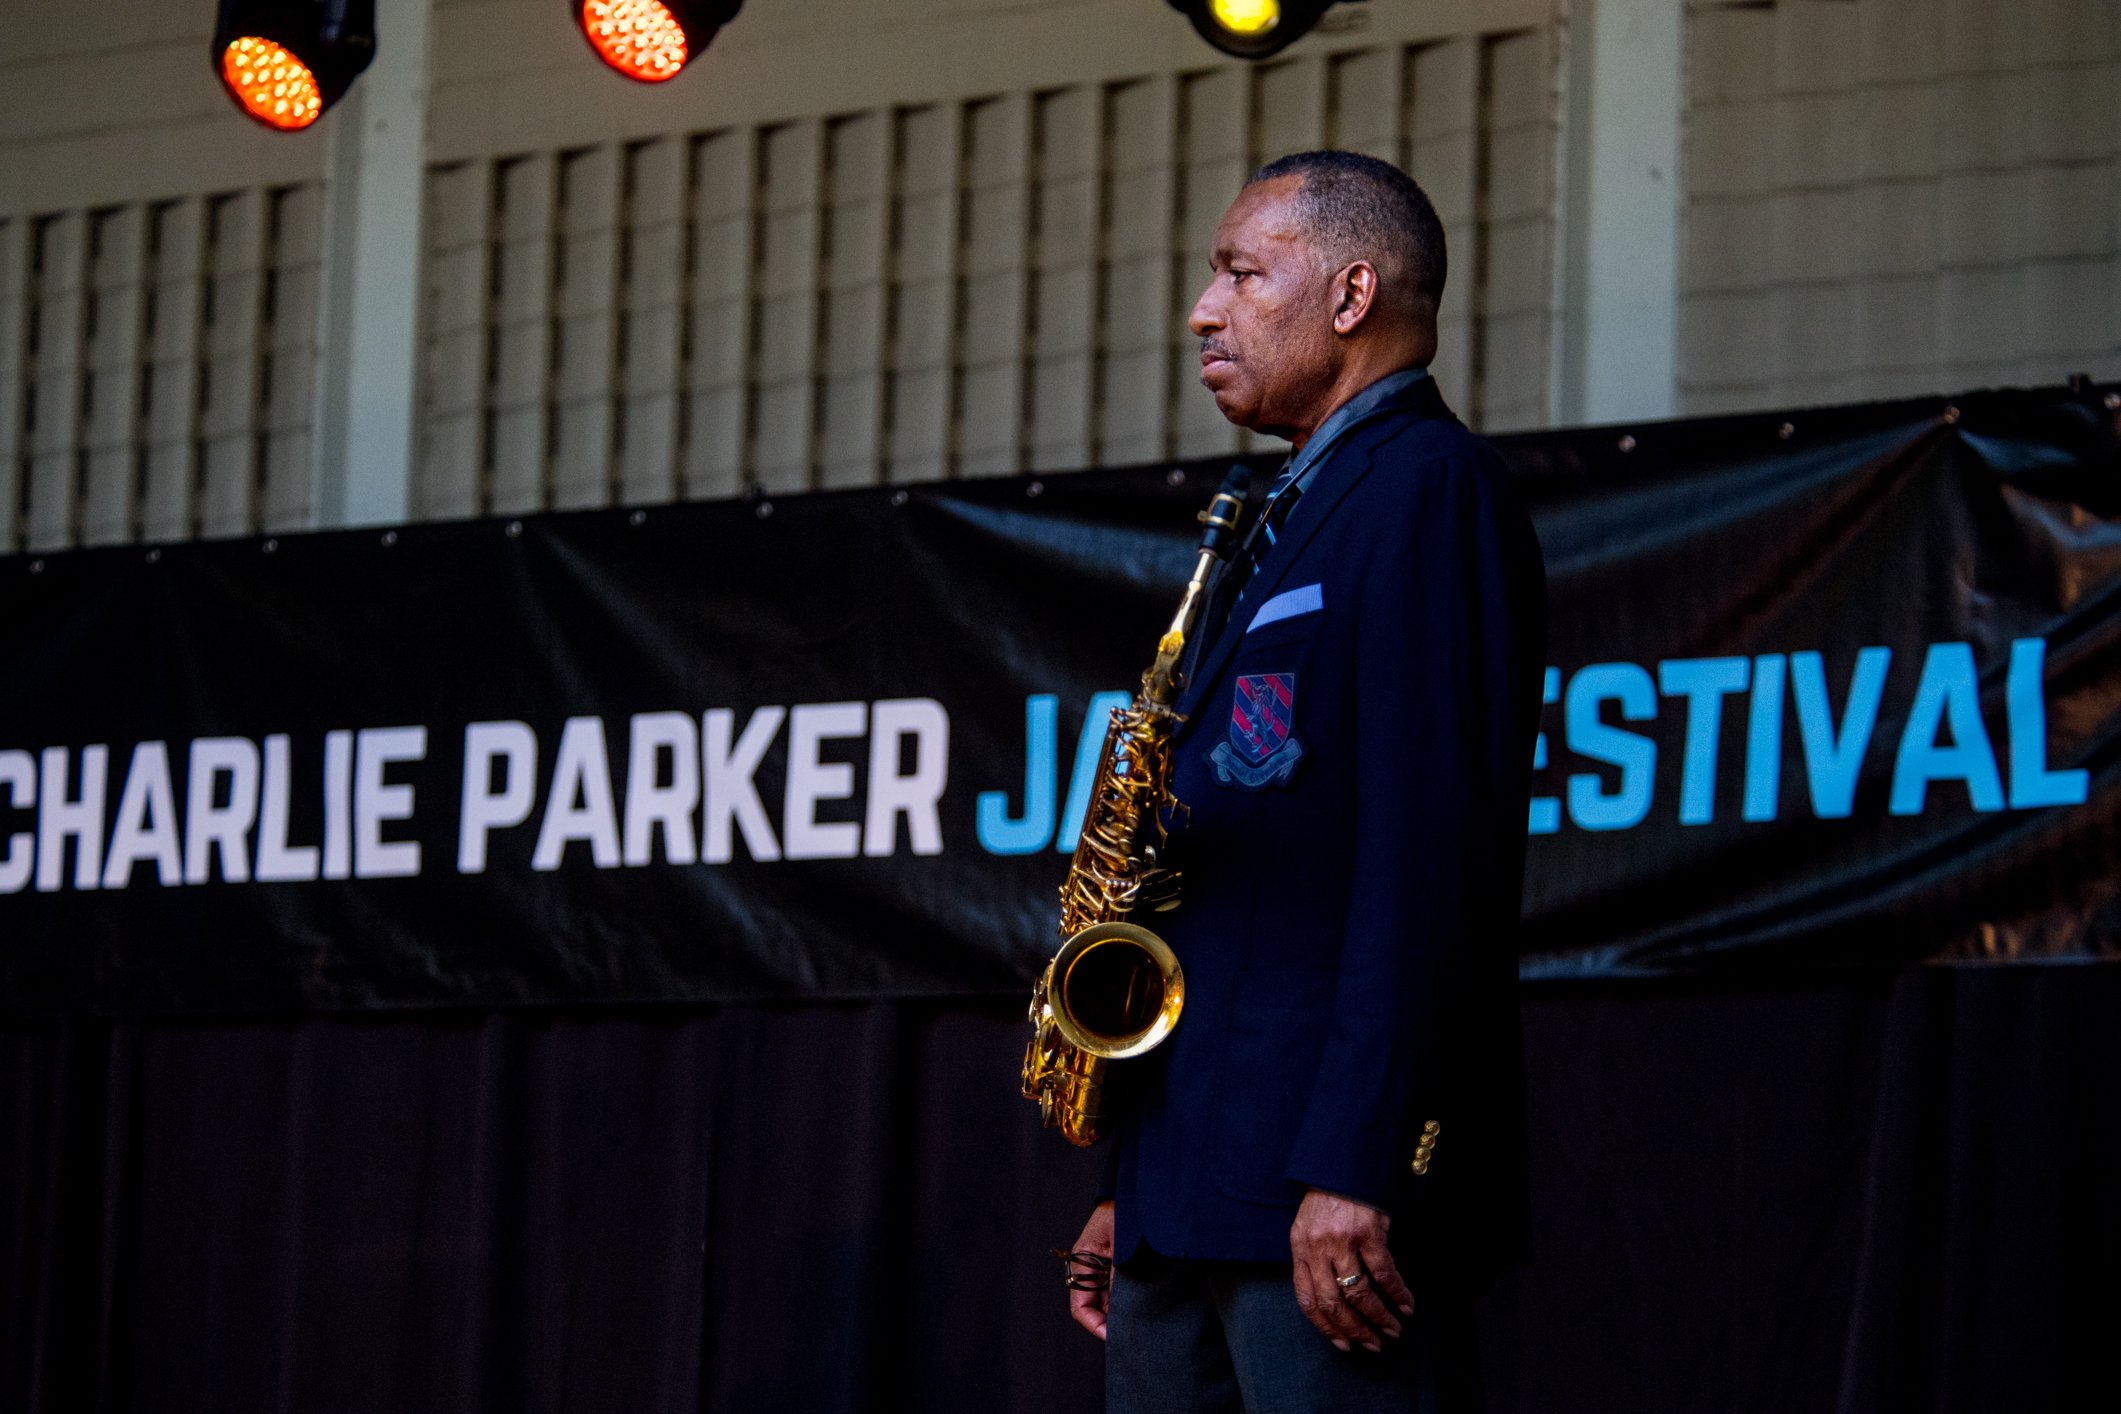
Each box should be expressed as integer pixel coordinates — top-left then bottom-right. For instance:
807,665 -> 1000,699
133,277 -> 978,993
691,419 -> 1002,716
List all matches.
1063,151 -> 1548,1414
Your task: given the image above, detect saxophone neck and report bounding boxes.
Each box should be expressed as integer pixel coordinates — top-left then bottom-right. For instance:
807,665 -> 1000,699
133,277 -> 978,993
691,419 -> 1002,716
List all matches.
1144,558 -> 1212,705
1145,469 -> 1251,706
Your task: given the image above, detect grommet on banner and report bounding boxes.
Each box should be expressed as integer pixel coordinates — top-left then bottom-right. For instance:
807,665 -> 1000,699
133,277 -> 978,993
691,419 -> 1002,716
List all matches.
1779,422 -> 1795,440
1617,435 -> 1637,453
1027,480 -> 1045,498
1942,406 -> 1960,424
264,539 -> 278,554
146,549 -> 161,564
28,560 -> 43,574
1167,468 -> 1186,486
755,501 -> 773,519
891,489 -> 909,507
381,530 -> 398,546
629,510 -> 646,526
506,520 -> 523,538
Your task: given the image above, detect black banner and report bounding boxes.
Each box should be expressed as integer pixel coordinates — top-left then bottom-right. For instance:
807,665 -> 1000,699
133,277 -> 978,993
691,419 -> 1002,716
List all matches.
3,383 -> 2119,1015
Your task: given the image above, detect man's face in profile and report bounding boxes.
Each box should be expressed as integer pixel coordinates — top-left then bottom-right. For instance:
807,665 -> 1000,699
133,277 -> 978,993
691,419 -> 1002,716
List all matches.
1188,175 -> 1341,440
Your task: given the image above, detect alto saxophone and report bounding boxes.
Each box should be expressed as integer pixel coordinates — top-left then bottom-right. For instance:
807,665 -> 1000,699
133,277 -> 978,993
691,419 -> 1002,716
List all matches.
1021,467 -> 1251,1146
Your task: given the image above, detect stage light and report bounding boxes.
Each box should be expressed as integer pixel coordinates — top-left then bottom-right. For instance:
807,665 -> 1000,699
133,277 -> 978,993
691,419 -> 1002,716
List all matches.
1168,0 -> 1355,59
573,0 -> 744,82
213,0 -> 375,133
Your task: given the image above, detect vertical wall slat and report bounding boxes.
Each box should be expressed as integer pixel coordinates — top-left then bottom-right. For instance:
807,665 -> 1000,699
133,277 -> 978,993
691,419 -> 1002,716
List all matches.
1483,29 -> 1559,432
890,103 -> 964,484
958,94 -> 1033,479
552,145 -> 624,510
819,114 -> 892,490
263,184 -> 323,531
753,121 -> 824,494
1030,86 -> 1101,473
1100,76 -> 1178,468
140,198 -> 205,543
418,162 -> 492,520
1256,55 -> 1328,163
0,220 -> 25,552
1409,40 -> 1481,423
489,154 -> 557,514
80,206 -> 146,547
196,190 -> 266,539
1330,47 -> 1407,164
26,212 -> 87,551
1176,69 -> 1247,461
685,130 -> 756,500
621,138 -> 687,505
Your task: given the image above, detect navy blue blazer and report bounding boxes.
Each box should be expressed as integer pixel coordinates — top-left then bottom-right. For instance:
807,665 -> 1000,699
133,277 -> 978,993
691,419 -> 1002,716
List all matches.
1105,374 -> 1546,1286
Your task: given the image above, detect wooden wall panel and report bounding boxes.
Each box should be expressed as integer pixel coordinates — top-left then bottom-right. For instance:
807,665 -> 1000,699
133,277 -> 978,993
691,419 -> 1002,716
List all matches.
1099,77 -> 1177,468
958,95 -> 1032,480
79,206 -> 146,547
620,138 -> 688,505
890,104 -> 962,485
262,185 -> 323,531
685,130 -> 755,501
752,121 -> 824,495
1680,0 -> 2121,414
0,19 -> 1577,556
1029,87 -> 1101,474
488,154 -> 557,515
1177,69 -> 1247,461
196,192 -> 267,539
0,220 -> 24,551
552,145 -> 623,510
1481,28 -> 1558,433
418,162 -> 492,521
139,198 -> 205,545
819,114 -> 891,490
25,212 -> 87,552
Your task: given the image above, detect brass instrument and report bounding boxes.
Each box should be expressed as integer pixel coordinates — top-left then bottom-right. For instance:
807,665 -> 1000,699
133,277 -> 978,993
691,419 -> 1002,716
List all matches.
1022,467 -> 1251,1146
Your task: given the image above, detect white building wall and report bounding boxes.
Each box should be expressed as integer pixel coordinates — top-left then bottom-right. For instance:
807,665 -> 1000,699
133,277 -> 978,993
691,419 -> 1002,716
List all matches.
12,0 -> 2113,553
1680,0 -> 2121,415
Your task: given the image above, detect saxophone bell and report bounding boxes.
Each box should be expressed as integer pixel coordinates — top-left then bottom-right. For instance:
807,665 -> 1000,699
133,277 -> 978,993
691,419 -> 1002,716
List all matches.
1047,921 -> 1185,1059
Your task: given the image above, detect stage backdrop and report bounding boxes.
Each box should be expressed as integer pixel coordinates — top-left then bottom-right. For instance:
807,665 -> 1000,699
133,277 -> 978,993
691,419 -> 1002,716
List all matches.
3,384 -> 2118,1016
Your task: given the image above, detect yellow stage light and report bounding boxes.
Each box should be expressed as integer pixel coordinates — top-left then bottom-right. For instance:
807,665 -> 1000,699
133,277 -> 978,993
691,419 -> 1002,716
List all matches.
1209,0 -> 1281,37
1174,0 -> 1345,59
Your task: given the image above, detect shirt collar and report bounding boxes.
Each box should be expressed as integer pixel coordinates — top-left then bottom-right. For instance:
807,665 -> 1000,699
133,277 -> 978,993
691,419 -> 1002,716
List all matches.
1278,365 -> 1429,490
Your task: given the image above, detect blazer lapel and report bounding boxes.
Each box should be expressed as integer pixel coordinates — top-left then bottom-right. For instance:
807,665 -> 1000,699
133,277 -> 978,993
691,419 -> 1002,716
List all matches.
1174,375 -> 1457,722
1176,438 -> 1382,722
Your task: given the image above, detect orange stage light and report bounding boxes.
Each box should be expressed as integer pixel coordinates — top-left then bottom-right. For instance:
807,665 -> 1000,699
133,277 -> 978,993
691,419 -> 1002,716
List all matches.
220,36 -> 325,131
580,0 -> 690,82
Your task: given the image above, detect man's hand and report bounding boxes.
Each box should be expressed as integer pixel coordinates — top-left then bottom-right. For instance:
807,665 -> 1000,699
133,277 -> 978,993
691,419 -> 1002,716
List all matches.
1290,1188 -> 1413,1353
1067,1202 -> 1117,1341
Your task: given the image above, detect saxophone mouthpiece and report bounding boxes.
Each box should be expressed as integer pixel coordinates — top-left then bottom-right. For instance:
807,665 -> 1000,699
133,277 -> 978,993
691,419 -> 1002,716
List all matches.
1195,464 -> 1252,559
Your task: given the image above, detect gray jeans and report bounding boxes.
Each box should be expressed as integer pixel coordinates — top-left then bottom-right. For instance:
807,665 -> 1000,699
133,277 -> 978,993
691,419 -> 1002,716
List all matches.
1105,1247 -> 1483,1414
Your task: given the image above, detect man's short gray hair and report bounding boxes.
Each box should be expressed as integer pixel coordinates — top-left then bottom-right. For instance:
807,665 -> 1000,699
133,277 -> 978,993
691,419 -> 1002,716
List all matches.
1246,150 -> 1447,306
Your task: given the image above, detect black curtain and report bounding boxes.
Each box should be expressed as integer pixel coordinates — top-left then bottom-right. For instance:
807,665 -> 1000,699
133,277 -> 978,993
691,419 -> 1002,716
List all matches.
6,967 -> 2118,1413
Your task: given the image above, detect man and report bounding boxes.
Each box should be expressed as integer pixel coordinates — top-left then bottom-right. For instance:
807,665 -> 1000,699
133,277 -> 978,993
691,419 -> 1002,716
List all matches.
1062,151 -> 1546,1413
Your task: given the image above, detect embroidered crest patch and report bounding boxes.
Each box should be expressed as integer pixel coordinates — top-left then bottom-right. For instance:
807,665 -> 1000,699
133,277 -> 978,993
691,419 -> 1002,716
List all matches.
1208,672 -> 1305,790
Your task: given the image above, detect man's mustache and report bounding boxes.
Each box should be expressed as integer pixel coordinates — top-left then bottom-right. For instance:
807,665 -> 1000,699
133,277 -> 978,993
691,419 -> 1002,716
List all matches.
1199,338 -> 1237,361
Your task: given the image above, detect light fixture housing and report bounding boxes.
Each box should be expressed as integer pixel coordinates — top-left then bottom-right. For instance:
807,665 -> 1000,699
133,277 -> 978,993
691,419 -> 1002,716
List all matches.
573,0 -> 744,82
213,0 -> 375,132
1167,0 -> 1346,60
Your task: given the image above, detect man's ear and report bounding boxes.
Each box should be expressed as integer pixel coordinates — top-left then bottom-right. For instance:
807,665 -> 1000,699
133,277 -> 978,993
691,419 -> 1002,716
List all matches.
1331,262 -> 1380,336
